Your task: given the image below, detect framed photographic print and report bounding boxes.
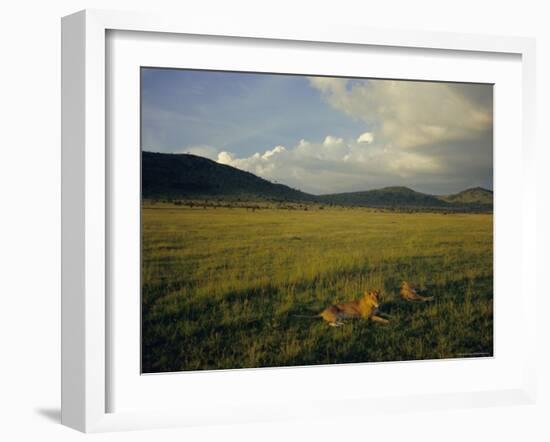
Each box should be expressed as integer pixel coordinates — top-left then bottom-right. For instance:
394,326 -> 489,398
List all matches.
140,68 -> 494,373
61,9 -> 537,432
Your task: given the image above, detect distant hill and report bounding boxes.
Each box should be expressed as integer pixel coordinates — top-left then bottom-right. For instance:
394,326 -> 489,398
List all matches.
318,186 -> 448,208
142,151 -> 312,202
142,151 -> 492,212
438,187 -> 493,205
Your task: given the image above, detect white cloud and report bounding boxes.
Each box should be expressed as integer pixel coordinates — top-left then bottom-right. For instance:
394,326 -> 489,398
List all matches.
357,132 -> 374,144
308,77 -> 348,95
218,147 -> 284,178
215,134 -> 445,194
309,78 -> 492,150
213,78 -> 492,194
262,145 -> 286,159
217,151 -> 235,164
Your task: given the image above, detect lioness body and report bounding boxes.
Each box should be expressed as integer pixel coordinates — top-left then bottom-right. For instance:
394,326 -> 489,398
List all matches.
400,281 -> 433,302
320,291 -> 389,327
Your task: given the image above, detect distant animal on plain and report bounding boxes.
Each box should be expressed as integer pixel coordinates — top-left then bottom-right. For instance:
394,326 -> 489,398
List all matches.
318,290 -> 389,327
400,281 -> 433,302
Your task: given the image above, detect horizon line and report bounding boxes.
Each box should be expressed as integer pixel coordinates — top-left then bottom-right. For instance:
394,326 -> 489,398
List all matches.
141,150 -> 494,197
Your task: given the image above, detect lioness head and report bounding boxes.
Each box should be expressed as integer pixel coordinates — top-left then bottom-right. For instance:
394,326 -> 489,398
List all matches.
363,290 -> 380,308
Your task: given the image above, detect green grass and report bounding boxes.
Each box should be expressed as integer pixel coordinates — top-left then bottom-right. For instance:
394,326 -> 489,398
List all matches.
141,204 -> 493,373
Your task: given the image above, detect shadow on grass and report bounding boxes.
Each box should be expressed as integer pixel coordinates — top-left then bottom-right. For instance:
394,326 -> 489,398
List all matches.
142,266 -> 493,373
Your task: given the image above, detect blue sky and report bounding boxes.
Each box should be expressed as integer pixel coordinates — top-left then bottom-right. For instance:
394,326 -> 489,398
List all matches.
141,68 -> 367,157
141,68 -> 493,195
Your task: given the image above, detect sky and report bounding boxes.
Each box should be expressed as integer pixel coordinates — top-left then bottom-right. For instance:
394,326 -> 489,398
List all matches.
141,68 -> 493,195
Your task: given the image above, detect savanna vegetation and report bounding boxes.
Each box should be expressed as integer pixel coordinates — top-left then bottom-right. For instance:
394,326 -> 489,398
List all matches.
141,202 -> 493,373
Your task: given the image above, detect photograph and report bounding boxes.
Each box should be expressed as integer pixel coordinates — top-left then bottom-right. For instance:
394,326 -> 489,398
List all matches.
140,68 -> 493,373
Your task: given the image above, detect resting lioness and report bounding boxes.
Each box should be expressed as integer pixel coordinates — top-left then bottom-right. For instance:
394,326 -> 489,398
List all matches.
400,281 -> 433,302
319,290 -> 389,327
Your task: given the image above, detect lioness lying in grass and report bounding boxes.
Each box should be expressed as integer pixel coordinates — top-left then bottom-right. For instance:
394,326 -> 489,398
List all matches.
400,281 -> 433,302
319,290 -> 389,327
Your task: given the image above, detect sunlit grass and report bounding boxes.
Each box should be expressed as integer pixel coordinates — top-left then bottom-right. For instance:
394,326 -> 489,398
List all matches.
142,204 -> 493,372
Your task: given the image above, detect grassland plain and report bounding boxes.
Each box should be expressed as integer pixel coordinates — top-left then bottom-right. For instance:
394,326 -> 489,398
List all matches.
141,203 -> 493,373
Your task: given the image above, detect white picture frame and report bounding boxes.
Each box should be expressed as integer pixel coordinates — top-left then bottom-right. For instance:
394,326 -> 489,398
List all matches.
61,9 -> 537,433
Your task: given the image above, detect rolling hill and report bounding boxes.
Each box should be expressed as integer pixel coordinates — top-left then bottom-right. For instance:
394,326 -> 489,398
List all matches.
142,151 -> 492,211
438,187 -> 493,205
318,186 -> 449,208
142,151 -> 312,201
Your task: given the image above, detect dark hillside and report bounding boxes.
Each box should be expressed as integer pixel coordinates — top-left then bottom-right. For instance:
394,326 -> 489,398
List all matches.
318,186 -> 449,208
142,151 -> 313,202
